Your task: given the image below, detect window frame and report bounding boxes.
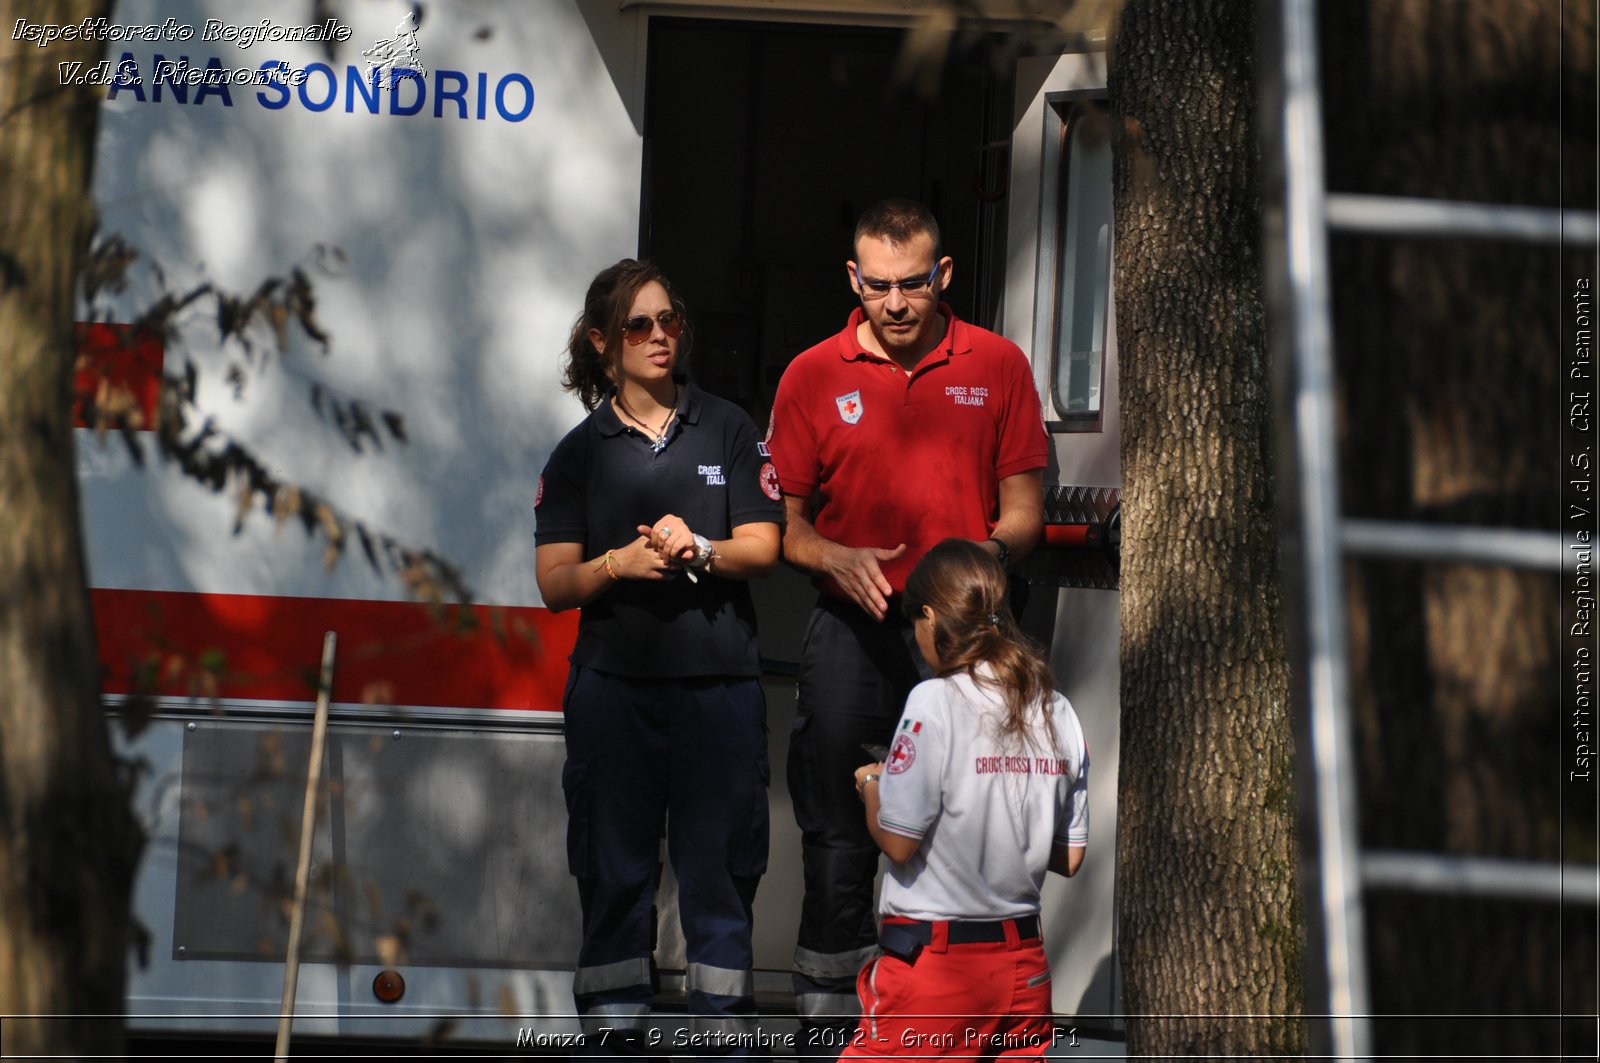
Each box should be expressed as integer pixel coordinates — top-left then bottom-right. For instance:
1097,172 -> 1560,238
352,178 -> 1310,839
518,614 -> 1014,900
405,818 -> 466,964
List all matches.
1032,90 -> 1113,434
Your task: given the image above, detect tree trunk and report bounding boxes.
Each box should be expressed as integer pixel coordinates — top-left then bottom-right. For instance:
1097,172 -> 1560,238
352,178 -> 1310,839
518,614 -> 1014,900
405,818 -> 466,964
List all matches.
0,0 -> 142,1055
1321,0 -> 1595,1054
1109,0 -> 1306,1055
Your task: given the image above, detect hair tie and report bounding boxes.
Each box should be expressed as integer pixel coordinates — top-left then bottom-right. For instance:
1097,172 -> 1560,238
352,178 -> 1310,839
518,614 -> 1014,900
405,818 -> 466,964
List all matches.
985,613 -> 1000,626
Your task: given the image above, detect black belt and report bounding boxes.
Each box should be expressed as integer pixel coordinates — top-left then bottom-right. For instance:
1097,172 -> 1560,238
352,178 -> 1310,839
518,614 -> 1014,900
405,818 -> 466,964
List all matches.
884,915 -> 1041,946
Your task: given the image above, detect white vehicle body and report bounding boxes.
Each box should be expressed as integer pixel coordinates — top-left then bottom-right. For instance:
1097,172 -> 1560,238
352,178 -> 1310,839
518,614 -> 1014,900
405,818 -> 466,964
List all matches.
81,0 -> 1122,1042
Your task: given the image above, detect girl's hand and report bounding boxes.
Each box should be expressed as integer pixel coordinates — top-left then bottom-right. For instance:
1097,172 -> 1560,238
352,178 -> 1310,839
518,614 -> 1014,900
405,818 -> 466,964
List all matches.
854,761 -> 885,801
638,514 -> 697,565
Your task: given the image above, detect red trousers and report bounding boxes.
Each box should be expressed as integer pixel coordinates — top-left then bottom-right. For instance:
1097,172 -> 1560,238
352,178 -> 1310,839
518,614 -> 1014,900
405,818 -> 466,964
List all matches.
840,921 -> 1055,1060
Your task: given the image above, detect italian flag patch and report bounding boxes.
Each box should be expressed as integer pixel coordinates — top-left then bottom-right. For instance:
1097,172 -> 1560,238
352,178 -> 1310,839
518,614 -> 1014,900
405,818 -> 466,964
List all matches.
901,719 -> 921,734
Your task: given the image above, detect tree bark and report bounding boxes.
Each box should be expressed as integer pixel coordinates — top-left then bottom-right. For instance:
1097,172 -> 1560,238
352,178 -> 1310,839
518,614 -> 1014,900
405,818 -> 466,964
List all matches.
1109,0 -> 1306,1055
1321,0 -> 1595,1054
0,0 -> 142,1055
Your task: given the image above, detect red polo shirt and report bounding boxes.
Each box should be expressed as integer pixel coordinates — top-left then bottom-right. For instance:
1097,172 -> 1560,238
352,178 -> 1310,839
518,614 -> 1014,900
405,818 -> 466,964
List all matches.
767,305 -> 1048,597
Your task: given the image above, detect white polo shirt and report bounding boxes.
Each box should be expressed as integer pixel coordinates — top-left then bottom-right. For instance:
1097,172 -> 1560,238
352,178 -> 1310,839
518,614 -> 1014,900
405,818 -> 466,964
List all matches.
875,666 -> 1089,921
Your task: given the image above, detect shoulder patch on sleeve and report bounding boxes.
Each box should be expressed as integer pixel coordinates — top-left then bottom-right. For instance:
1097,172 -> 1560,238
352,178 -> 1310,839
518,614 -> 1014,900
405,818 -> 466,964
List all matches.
886,732 -> 917,774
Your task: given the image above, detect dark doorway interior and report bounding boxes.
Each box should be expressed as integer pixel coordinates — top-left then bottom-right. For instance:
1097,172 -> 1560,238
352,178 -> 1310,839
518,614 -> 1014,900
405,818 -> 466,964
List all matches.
641,18 -> 1013,425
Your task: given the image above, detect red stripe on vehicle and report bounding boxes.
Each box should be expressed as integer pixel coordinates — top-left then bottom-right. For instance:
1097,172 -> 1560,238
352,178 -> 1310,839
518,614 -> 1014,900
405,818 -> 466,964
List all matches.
92,588 -> 577,712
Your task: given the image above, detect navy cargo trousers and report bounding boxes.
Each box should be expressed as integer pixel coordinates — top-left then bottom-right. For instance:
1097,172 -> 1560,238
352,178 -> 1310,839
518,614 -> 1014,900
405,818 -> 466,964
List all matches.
562,666 -> 770,1038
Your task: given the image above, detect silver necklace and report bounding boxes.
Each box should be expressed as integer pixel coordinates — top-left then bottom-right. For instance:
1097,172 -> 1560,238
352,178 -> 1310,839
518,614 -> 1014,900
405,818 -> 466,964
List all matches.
615,385 -> 678,454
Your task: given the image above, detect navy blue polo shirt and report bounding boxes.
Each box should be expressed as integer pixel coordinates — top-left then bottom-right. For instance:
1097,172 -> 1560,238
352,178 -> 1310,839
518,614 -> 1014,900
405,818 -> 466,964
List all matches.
534,381 -> 784,679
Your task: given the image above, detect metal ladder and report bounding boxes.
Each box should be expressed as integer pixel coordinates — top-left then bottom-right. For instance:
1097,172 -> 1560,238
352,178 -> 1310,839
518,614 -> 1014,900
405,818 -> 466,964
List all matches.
1258,0 -> 1599,1057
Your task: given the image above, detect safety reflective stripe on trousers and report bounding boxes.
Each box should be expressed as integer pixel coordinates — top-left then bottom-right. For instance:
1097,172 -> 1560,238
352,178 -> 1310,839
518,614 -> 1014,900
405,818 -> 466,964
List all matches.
573,957 -> 652,996
795,991 -> 862,1018
580,1004 -> 650,1036
862,957 -> 884,1040
794,943 -> 878,980
685,962 -> 754,1000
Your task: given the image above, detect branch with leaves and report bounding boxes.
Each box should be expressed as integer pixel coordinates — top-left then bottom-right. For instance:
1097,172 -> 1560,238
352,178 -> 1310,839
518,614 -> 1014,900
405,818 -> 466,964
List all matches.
77,234 -> 472,605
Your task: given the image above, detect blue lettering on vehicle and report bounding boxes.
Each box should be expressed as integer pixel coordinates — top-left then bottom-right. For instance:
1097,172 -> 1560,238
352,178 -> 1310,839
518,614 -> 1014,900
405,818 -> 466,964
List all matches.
105,53 -> 533,122
435,69 -> 468,118
107,51 -> 145,100
494,73 -> 533,122
297,61 -> 337,111
255,61 -> 291,109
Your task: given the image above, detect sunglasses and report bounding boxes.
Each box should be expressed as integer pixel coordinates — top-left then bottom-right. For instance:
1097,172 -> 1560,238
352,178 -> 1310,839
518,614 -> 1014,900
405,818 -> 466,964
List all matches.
622,310 -> 684,345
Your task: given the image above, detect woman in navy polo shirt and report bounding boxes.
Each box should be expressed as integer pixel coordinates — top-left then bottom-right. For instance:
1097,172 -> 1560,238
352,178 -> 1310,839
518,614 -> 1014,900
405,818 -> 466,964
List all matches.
534,259 -> 783,1045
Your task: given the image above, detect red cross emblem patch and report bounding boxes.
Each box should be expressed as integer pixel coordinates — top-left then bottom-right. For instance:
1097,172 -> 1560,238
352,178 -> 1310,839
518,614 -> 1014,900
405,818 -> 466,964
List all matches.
835,390 -> 864,425
887,732 -> 916,774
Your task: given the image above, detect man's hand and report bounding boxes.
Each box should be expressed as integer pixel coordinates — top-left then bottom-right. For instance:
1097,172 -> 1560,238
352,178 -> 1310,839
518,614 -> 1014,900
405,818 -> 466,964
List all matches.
822,542 -> 906,621
780,493 -> 907,619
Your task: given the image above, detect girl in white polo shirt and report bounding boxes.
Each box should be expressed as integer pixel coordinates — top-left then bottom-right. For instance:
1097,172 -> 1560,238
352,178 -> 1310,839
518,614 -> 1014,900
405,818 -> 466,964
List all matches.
844,538 -> 1089,1059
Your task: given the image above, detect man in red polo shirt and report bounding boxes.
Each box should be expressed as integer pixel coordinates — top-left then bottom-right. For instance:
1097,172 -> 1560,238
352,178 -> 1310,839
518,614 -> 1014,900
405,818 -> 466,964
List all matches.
766,199 -> 1048,1048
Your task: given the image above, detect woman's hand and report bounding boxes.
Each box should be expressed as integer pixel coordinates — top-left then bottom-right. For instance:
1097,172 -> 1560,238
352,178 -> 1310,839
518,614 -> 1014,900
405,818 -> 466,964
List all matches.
536,534 -> 680,612
629,517 -> 781,582
610,534 -> 678,580
638,514 -> 697,566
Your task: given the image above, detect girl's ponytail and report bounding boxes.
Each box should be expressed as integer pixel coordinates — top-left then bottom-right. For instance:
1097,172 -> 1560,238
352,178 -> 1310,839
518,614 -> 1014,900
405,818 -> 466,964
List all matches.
902,539 -> 1057,747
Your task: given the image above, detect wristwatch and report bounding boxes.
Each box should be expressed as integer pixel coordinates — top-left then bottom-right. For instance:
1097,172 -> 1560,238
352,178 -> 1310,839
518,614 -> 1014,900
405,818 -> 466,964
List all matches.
856,773 -> 881,800
986,535 -> 1012,568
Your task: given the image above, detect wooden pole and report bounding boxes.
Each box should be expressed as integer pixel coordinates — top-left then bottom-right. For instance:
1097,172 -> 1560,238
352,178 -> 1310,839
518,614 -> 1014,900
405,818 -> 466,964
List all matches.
275,630 -> 338,1061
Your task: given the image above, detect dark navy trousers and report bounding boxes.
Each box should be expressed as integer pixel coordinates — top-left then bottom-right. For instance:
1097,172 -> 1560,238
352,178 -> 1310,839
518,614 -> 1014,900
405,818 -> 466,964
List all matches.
562,666 -> 770,1039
